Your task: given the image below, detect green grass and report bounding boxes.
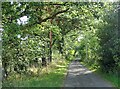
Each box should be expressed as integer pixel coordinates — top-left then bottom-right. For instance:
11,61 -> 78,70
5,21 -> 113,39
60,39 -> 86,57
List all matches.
81,62 -> 120,89
95,69 -> 119,88
3,60 -> 69,88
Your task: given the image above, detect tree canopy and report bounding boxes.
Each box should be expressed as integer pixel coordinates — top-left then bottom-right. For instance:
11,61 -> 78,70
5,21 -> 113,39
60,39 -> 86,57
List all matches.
2,2 -> 120,78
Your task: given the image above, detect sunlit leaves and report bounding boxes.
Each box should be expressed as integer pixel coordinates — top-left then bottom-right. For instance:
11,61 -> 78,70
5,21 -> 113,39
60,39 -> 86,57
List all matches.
2,2 -> 119,76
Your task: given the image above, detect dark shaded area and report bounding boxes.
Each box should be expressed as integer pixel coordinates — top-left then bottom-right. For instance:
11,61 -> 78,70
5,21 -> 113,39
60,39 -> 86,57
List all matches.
42,57 -> 47,66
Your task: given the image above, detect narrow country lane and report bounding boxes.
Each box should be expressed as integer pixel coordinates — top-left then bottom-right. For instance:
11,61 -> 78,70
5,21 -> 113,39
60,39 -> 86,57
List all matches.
64,60 -> 116,88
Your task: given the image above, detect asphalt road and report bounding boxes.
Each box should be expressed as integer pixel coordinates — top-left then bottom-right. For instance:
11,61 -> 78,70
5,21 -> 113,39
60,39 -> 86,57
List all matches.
64,60 -> 116,89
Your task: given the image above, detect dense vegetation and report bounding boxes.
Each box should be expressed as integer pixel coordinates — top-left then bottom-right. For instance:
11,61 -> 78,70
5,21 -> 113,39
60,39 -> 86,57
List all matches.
1,2 -> 120,87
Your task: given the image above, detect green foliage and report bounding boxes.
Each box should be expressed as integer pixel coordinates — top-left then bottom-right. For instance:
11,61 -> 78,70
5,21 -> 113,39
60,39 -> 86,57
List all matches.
76,2 -> 119,73
97,4 -> 119,72
2,2 -> 120,87
96,69 -> 119,88
3,60 -> 68,87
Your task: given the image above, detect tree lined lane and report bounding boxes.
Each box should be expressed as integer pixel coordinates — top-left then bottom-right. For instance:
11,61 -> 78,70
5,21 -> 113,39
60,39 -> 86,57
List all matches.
64,60 -> 115,88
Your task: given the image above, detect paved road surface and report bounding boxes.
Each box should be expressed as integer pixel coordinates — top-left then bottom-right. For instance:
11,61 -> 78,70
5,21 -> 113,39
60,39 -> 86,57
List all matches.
64,60 -> 116,88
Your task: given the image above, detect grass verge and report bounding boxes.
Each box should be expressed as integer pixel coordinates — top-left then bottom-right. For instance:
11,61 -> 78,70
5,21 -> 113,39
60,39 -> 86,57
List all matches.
2,60 -> 69,88
81,62 -> 120,89
95,69 -> 119,88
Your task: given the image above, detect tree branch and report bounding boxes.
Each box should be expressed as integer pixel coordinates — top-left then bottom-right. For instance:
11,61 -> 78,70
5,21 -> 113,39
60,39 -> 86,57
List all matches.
39,8 -> 69,23
46,2 -> 67,6
21,8 -> 69,30
52,39 -> 56,46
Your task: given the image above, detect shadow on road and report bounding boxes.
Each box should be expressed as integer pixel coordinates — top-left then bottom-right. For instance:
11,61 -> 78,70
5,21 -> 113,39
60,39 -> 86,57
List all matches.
63,60 -> 116,89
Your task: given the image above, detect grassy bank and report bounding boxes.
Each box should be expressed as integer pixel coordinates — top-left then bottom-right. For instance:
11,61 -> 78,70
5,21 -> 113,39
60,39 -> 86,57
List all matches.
95,69 -> 119,88
81,62 -> 119,89
3,60 -> 69,88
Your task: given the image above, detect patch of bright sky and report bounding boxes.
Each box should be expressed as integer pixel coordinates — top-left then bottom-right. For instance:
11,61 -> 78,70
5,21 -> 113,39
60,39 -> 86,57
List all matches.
17,34 -> 28,40
78,35 -> 84,42
18,3 -> 21,6
21,36 -> 28,40
17,16 -> 29,25
10,1 -> 13,5
0,28 -> 3,32
17,34 -> 21,38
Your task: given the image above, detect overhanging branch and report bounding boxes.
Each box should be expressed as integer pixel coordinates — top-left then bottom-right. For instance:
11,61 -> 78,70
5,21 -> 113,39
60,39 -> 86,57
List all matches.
39,8 -> 69,23
21,8 -> 69,30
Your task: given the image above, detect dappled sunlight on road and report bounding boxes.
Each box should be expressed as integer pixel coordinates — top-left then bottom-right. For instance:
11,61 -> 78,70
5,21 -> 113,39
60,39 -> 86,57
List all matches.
64,60 -> 114,88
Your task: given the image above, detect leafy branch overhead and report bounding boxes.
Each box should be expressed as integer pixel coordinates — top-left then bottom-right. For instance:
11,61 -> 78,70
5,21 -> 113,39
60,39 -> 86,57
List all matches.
40,8 -> 69,23
2,2 -> 69,26
2,2 -> 120,84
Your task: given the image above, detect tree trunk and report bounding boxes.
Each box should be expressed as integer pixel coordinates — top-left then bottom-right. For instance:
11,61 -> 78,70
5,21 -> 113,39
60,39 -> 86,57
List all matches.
42,57 -> 47,66
49,30 -> 52,62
